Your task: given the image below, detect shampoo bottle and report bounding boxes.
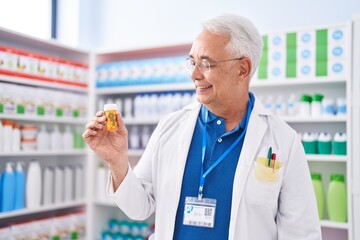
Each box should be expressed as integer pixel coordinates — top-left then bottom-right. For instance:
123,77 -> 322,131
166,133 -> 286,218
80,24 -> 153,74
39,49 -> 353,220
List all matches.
327,174 -> 347,222
26,160 -> 42,208
0,162 -> 15,212
64,166 -> 74,202
14,162 -> 25,210
62,125 -> 74,150
37,124 -> 50,150
54,166 -> 64,203
43,166 -> 54,205
50,125 -> 62,150
311,173 -> 325,219
11,122 -> 21,151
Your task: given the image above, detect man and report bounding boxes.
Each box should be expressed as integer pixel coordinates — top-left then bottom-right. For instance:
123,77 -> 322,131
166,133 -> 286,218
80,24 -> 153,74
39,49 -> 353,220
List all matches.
83,14 -> 321,240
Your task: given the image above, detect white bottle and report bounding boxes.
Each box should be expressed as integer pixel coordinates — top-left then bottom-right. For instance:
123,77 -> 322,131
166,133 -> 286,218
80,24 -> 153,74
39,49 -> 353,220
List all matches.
37,124 -> 50,150
129,126 -> 140,149
265,95 -> 275,114
287,94 -> 298,116
3,120 -> 13,152
11,122 -> 21,151
42,167 -> 54,205
97,163 -> 107,201
124,97 -> 133,119
0,120 -> 4,152
64,166 -> 74,202
62,125 -> 74,150
275,95 -> 286,116
75,165 -> 83,200
50,125 -> 62,150
141,126 -> 151,148
26,160 -> 42,209
54,166 -> 64,204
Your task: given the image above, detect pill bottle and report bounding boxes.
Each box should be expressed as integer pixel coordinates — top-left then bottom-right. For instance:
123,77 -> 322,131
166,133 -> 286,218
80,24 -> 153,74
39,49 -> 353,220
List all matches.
104,103 -> 118,131
299,94 -> 312,117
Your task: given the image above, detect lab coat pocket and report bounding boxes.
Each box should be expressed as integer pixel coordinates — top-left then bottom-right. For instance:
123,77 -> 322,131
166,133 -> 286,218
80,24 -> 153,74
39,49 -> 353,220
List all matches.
245,154 -> 283,208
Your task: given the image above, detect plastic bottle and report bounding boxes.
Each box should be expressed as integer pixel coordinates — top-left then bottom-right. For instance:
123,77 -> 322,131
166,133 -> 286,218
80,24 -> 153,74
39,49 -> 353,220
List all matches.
12,122 -> 21,151
14,162 -> 25,210
62,125 -> 74,150
302,132 -> 317,154
141,126 -> 151,149
336,97 -> 347,116
311,93 -> 324,117
54,166 -> 64,203
75,165 -> 83,200
0,120 -> 3,152
287,94 -> 298,116
37,124 -> 50,150
97,163 -> 107,201
299,94 -> 312,117
322,98 -> 335,116
43,166 -> 54,205
275,95 -> 286,116
327,174 -> 347,222
3,120 -> 13,152
317,132 -> 332,155
26,160 -> 42,208
264,95 -> 275,114
64,166 -> 74,202
333,132 -> 347,155
311,173 -> 325,219
50,125 -> 62,150
130,126 -> 140,149
74,126 -> 84,149
0,162 -> 15,212
104,104 -> 118,131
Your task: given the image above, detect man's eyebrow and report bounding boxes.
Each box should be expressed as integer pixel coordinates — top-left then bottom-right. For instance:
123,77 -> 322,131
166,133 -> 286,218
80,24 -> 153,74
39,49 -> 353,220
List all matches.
188,55 -> 213,61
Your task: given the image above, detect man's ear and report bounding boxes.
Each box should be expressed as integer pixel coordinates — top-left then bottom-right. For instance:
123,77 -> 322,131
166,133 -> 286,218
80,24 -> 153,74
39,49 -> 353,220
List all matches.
239,58 -> 252,79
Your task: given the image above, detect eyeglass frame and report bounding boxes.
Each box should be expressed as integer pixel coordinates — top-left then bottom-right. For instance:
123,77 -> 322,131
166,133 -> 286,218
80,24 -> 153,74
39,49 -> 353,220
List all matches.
185,57 -> 246,72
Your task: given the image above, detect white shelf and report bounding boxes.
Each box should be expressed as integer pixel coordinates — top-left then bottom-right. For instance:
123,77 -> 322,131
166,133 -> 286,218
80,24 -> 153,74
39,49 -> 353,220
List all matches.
94,199 -> 117,207
96,82 -> 194,95
250,78 -> 346,87
0,74 -> 88,93
0,113 -> 87,124
0,200 -> 86,219
0,149 -> 86,157
320,220 -> 349,230
282,116 -> 347,123
307,154 -> 347,162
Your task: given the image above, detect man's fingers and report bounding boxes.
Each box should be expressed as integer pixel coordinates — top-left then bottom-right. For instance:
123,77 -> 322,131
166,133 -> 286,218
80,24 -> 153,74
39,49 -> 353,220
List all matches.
85,120 -> 104,130
82,129 -> 97,139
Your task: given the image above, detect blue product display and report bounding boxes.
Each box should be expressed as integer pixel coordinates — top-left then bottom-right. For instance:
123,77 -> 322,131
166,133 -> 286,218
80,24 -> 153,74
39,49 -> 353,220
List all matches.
0,162 -> 15,212
14,162 -> 25,210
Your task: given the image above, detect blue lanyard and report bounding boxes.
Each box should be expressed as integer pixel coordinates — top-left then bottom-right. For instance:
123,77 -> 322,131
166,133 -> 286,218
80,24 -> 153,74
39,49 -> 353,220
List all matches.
198,99 -> 253,200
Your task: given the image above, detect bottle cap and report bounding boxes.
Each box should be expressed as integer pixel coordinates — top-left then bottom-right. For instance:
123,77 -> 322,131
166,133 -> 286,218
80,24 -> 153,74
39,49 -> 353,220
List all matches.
300,94 -> 312,102
330,174 -> 345,182
311,172 -> 322,181
313,93 -> 324,102
104,103 -> 118,111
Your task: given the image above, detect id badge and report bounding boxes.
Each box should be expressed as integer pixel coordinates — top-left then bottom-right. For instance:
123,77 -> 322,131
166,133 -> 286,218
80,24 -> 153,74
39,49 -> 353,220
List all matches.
183,196 -> 216,228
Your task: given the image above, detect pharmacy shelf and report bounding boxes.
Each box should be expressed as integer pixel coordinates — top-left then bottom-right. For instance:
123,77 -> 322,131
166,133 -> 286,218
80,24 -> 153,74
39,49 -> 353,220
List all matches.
0,200 -> 86,220
94,199 -> 117,207
306,154 -> 347,162
320,220 -> 349,230
0,149 -> 86,157
0,114 -> 87,125
96,82 -> 194,95
282,116 -> 347,123
0,74 -> 88,93
250,78 -> 346,88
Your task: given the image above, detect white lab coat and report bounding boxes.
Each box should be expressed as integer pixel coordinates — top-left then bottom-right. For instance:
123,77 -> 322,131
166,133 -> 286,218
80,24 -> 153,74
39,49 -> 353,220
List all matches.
107,98 -> 322,240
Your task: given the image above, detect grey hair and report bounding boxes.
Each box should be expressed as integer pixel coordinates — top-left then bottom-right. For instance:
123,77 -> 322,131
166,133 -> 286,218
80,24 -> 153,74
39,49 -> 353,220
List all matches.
203,14 -> 263,78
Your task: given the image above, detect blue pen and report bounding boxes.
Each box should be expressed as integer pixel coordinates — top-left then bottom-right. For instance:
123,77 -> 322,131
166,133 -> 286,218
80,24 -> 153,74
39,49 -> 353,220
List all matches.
267,147 -> 272,166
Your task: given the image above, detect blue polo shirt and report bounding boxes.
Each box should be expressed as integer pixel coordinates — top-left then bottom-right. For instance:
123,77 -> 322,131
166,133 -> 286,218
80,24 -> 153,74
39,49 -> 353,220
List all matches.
173,93 -> 255,240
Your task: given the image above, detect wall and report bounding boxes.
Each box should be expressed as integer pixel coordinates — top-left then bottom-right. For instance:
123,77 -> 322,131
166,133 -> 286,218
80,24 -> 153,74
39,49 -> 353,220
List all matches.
78,0 -> 360,51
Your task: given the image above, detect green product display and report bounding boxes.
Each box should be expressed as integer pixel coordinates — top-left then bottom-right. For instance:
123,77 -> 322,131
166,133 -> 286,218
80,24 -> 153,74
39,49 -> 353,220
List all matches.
0,103 -> 3,113
74,132 -> 85,149
37,106 -> 45,116
316,29 -> 328,76
286,32 -> 297,78
300,94 -> 312,103
258,35 -> 268,79
311,173 -> 325,219
333,141 -> 347,155
327,174 -> 347,222
303,141 -> 317,154
313,93 -> 324,102
17,104 -> 25,114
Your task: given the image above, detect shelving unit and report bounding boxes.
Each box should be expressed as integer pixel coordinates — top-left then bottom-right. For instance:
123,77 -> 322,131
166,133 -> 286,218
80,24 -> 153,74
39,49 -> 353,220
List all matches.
0,27 -> 89,230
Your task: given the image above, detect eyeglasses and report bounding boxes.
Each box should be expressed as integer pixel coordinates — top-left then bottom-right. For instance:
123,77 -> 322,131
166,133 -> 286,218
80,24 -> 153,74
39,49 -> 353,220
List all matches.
185,57 -> 245,72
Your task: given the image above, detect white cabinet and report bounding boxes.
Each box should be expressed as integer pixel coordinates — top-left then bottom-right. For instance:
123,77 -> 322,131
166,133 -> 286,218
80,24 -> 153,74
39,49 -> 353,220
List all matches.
0,27 -> 89,235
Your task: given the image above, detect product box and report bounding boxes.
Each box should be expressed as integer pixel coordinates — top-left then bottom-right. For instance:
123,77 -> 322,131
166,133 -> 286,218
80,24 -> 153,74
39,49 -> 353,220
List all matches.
10,221 -> 35,239
328,59 -> 346,78
268,32 -> 286,49
268,62 -> 286,79
297,30 -> 316,47
0,47 -> 17,71
0,226 -> 10,240
328,25 -> 347,46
